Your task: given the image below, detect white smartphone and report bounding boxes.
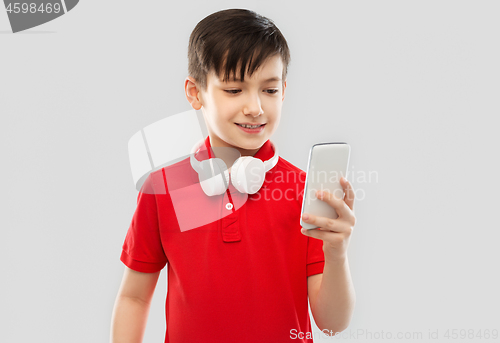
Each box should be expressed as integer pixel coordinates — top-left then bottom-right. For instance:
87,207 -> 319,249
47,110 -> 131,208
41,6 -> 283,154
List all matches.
300,142 -> 351,230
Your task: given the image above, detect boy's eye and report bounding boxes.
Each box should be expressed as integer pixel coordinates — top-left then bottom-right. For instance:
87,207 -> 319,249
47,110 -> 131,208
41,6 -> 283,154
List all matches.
224,89 -> 279,95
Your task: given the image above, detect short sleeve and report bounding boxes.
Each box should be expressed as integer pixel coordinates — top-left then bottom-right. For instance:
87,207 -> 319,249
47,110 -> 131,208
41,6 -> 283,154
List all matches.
306,235 -> 325,277
297,169 -> 325,277
120,173 -> 168,273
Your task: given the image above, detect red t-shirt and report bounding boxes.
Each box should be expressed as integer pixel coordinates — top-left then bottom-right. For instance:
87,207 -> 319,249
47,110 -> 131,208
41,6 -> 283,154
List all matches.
120,136 -> 325,342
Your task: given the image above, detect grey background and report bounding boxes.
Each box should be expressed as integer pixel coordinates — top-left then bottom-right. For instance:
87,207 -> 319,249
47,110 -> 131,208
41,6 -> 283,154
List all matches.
1,1 -> 499,342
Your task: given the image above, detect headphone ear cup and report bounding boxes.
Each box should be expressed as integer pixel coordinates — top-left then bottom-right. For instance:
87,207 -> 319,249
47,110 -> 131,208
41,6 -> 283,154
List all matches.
198,158 -> 229,196
231,157 -> 266,194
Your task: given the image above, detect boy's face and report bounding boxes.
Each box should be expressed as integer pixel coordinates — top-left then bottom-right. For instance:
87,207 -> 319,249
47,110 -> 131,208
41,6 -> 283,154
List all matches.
187,54 -> 286,157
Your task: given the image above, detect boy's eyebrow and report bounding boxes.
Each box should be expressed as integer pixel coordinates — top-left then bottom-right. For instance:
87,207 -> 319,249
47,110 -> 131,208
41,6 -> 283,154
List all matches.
262,77 -> 282,82
221,76 -> 282,83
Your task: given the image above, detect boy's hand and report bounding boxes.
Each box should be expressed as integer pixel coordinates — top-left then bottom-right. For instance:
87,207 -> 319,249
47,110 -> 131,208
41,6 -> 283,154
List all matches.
300,177 -> 356,263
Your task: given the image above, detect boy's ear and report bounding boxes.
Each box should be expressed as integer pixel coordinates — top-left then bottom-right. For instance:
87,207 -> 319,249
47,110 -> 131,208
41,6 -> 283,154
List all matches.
185,76 -> 203,110
282,80 -> 286,102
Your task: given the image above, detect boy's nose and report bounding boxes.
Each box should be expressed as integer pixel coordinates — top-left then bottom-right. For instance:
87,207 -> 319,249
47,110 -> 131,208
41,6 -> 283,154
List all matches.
244,108 -> 264,117
243,98 -> 264,116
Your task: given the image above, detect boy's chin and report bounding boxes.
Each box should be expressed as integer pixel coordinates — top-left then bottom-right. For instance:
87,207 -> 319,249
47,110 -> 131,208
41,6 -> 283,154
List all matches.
233,137 -> 268,150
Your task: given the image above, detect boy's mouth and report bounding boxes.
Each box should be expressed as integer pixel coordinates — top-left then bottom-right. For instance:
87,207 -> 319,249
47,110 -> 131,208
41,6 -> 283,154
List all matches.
235,123 -> 266,129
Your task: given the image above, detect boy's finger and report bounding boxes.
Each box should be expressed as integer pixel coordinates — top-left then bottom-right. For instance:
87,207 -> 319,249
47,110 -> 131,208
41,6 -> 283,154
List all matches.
341,177 -> 355,211
316,189 -> 352,220
302,213 -> 347,233
300,227 -> 329,240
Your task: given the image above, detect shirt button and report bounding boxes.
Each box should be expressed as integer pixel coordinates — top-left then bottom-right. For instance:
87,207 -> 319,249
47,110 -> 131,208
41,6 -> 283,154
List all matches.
225,203 -> 233,210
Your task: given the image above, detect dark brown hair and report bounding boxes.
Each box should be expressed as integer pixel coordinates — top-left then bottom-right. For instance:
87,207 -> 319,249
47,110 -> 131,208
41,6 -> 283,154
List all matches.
188,9 -> 291,91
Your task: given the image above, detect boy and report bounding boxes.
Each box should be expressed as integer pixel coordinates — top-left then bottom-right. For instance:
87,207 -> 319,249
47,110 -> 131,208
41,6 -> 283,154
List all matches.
111,8 -> 356,343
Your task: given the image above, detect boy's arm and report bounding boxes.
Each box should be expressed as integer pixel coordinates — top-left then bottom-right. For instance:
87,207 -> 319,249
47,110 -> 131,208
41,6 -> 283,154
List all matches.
307,273 -> 322,312
304,178 -> 357,335
110,266 -> 162,343
307,258 -> 355,335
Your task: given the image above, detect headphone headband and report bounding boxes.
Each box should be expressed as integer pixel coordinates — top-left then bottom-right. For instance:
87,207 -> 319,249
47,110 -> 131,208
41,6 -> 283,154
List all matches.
190,138 -> 279,173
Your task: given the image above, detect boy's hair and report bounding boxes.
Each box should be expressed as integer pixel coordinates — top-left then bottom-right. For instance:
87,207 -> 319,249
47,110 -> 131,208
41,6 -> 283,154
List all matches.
188,9 -> 290,91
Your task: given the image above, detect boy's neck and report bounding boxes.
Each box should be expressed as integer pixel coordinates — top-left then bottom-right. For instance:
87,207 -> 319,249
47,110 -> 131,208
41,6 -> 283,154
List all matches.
208,135 -> 260,157
207,136 -> 260,173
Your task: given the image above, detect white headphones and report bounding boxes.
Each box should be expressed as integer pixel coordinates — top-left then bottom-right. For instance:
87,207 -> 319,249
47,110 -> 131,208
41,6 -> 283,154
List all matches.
190,138 -> 279,196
